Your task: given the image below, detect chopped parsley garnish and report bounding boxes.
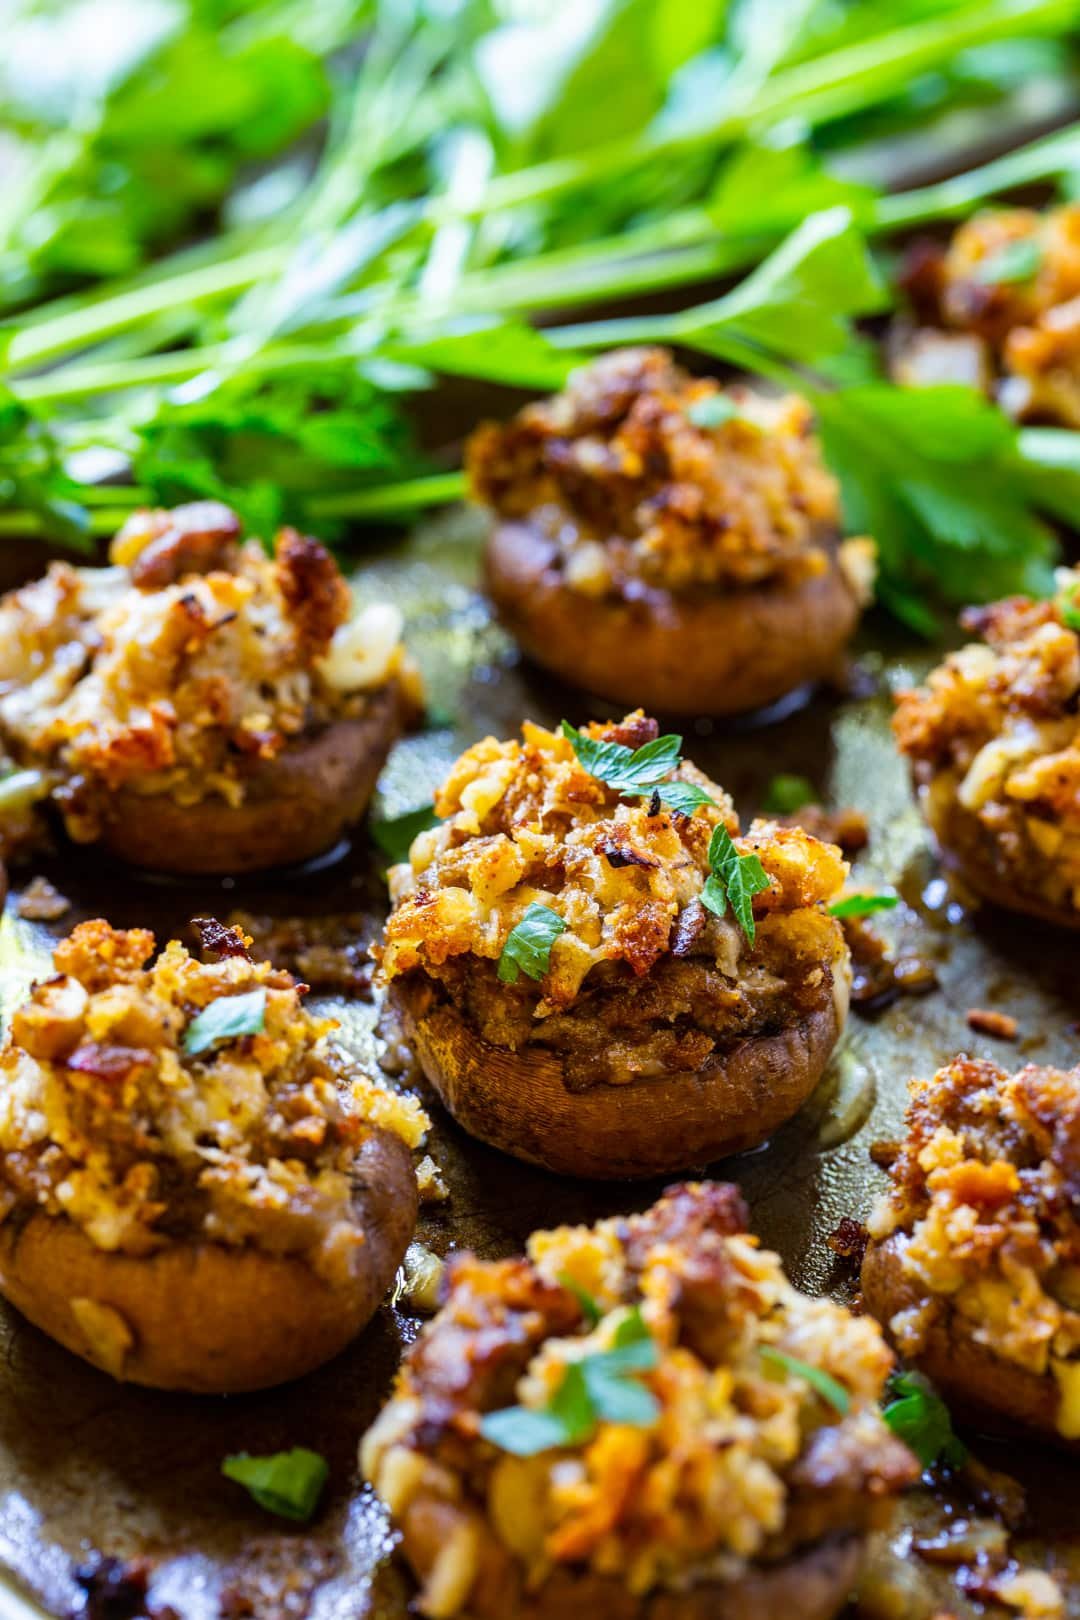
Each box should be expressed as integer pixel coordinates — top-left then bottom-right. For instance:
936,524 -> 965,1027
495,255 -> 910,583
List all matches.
882,1371 -> 967,1470
183,987 -> 267,1057
558,1273 -> 602,1327
561,721 -> 715,814
221,1448 -> 329,1522
701,824 -> 770,943
687,393 -> 741,429
371,802 -> 439,865
497,903 -> 567,985
762,773 -> 815,815
759,1346 -> 850,1414
973,237 -> 1042,286
479,1307 -> 659,1457
1056,579 -> 1080,631
828,892 -> 900,918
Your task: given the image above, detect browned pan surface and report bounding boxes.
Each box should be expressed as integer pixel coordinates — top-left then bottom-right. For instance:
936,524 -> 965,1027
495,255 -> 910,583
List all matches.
0,509 -> 1077,1619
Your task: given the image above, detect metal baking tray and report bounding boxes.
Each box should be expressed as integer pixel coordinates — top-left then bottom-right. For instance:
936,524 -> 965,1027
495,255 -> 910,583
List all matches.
0,507 -> 1077,1619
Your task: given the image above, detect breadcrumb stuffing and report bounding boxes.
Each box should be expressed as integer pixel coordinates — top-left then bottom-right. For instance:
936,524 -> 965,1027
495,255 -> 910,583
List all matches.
0,920 -> 428,1286
0,503 -> 417,843
868,1055 -> 1080,1405
467,348 -> 847,595
894,588 -> 1080,918
896,204 -> 1080,425
362,1183 -> 916,1613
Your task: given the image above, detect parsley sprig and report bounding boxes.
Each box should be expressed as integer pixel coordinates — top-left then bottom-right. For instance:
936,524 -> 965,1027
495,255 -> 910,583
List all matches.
759,1346 -> 850,1414
479,1307 -> 659,1457
829,892 -> 900,918
497,902 -> 568,985
222,1447 -> 329,1522
701,825 -> 770,943
882,1370 -> 967,1470
560,721 -> 715,815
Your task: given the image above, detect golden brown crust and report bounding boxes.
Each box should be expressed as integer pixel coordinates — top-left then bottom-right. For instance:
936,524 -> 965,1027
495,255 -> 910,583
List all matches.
398,1522 -> 863,1620
95,678 -> 408,874
862,1233 -> 1066,1446
390,971 -> 845,1178
0,1127 -> 417,1392
484,518 -> 861,717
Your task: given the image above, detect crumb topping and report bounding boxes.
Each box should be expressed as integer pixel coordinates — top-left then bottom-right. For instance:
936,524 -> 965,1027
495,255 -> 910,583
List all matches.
897,205 -> 1080,425
362,1183 -> 915,1612
467,347 -> 845,595
0,503 -> 417,838
380,714 -> 848,1055
894,588 -> 1080,915
0,920 -> 427,1284
868,1056 -> 1080,1406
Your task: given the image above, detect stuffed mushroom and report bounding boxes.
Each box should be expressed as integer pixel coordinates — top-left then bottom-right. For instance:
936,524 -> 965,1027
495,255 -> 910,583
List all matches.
892,203 -> 1080,424
379,712 -> 851,1179
862,1054 -> 1080,1449
0,918 -> 423,1391
468,348 -> 875,718
894,587 -> 1080,926
362,1181 -> 917,1620
0,501 -> 420,873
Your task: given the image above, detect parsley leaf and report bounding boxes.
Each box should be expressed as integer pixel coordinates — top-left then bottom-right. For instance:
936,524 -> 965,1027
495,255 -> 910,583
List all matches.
700,824 -> 770,942
829,893 -> 900,917
762,774 -> 815,814
497,903 -> 567,985
479,1307 -> 659,1457
882,1371 -> 967,1470
560,721 -> 714,813
759,1346 -> 850,1415
558,1273 -> 602,1327
371,803 -> 439,865
184,987 -> 267,1057
973,237 -> 1042,286
687,393 -> 740,429
222,1448 -> 329,1522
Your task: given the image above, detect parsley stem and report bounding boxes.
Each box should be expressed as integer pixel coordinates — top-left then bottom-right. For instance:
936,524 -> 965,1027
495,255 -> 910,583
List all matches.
438,0 -> 1080,222
310,471 -> 468,519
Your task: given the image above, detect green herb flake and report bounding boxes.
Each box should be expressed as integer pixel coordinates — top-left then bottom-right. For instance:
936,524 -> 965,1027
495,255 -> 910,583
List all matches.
1055,581 -> 1080,631
497,903 -> 568,985
558,1273 -> 601,1327
759,1346 -> 850,1415
828,893 -> 900,918
762,774 -> 816,815
561,721 -> 714,815
479,1307 -> 659,1457
700,824 -> 770,942
973,237 -> 1042,286
687,393 -> 740,429
882,1371 -> 967,1470
221,1447 -> 329,1522
371,803 -> 439,865
184,987 -> 267,1057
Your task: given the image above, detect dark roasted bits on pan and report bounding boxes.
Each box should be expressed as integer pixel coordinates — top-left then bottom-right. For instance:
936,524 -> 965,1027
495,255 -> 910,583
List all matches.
870,1138 -> 902,1169
827,1216 -> 869,1266
778,803 -> 869,854
15,875 -> 71,921
228,911 -> 375,998
218,1539 -> 340,1620
71,1555 -> 179,1620
966,1007 -> 1019,1041
842,915 -> 938,1015
192,916 -> 253,962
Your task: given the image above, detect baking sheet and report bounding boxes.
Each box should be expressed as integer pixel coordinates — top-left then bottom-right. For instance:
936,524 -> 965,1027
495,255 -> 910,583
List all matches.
0,506 -> 1077,1619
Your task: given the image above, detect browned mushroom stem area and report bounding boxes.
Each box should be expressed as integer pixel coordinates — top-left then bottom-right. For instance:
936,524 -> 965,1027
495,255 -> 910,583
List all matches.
468,347 -> 873,717
0,919 -> 426,1391
0,501 -> 421,873
894,592 -> 1080,927
378,712 -> 851,1178
862,1053 -> 1080,1448
362,1181 -> 917,1619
